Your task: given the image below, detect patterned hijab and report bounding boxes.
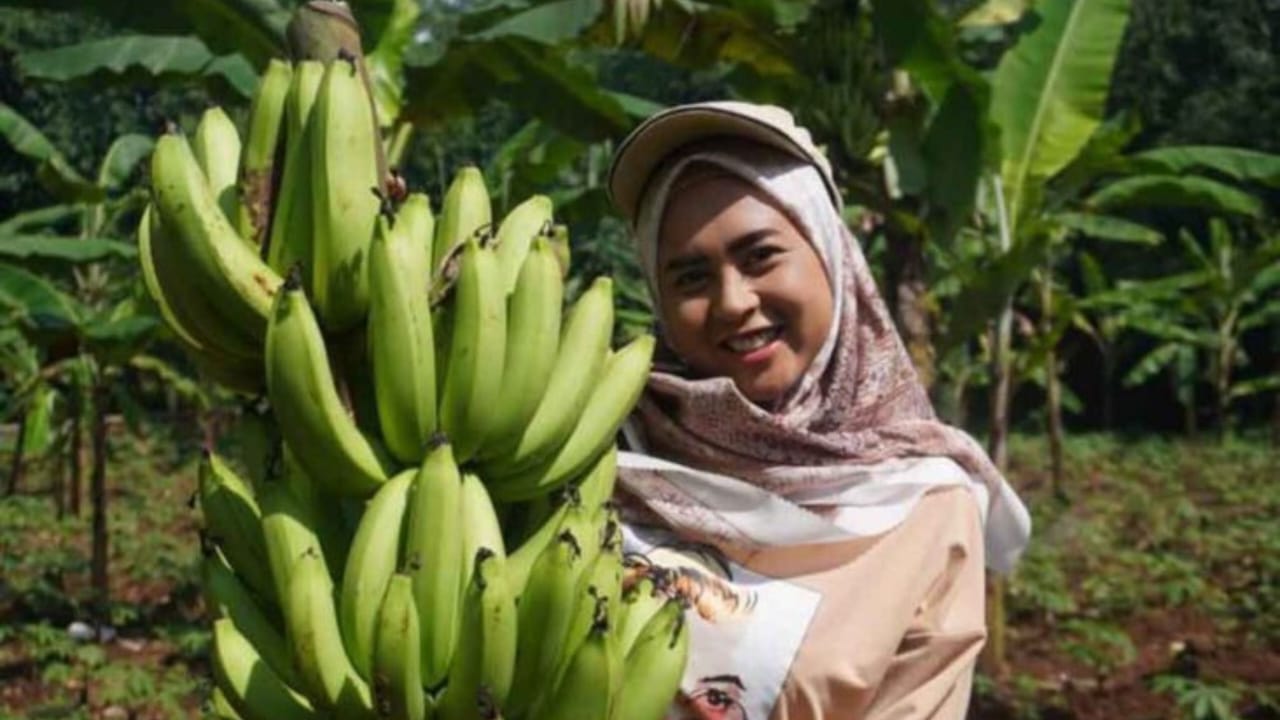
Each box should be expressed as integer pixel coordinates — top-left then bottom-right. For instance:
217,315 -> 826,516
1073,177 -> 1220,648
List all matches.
615,139 -> 1031,573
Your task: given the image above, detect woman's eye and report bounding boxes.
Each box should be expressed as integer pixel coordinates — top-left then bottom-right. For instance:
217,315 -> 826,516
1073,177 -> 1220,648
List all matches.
673,268 -> 708,291
743,245 -> 781,269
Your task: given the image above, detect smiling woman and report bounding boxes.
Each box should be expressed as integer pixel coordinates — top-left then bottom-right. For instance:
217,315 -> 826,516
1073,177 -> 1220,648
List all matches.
605,102 -> 1032,720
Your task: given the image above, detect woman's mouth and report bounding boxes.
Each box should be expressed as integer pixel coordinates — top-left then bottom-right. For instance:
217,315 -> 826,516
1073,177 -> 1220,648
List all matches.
722,326 -> 782,355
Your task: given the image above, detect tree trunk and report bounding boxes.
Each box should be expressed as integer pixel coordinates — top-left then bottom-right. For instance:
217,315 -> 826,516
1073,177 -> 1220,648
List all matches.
1041,275 -> 1066,502
980,173 -> 1013,680
1214,334 -> 1233,442
6,414 -> 27,496
1174,364 -> 1197,438
54,427 -> 66,519
90,384 -> 110,620
1273,348 -> 1280,448
69,390 -> 84,516
885,225 -> 936,391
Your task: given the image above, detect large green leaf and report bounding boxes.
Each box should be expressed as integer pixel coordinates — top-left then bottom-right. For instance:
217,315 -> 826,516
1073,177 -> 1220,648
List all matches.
1132,146 -> 1280,189
0,205 -> 82,235
18,36 -> 258,100
1087,175 -> 1265,217
97,135 -> 156,193
959,0 -> 1029,26
938,230 -> 1052,351
0,236 -> 137,264
1050,212 -> 1161,244
0,262 -> 84,334
990,0 -> 1132,231
363,0 -> 420,124
404,39 -> 630,141
0,0 -> 289,68
626,0 -> 796,76
0,103 -> 101,203
468,0 -> 604,43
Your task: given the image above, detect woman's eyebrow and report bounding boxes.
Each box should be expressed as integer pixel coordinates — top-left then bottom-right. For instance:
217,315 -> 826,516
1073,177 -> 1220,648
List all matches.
727,228 -> 778,253
661,228 -> 780,274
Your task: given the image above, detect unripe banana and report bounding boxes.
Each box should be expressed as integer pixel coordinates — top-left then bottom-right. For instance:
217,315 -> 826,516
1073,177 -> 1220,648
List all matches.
311,56 -> 380,331
438,549 -> 517,719
504,492 -> 575,596
531,597 -> 617,720
574,445 -> 618,515
397,192 -> 436,266
265,271 -> 388,497
558,519 -> 624,688
481,277 -> 614,477
192,106 -> 242,228
197,451 -> 276,606
210,686 -> 245,720
235,58 -> 292,247
616,566 -> 671,659
432,165 -> 491,274
284,548 -> 375,718
372,574 -> 430,720
612,597 -> 690,720
211,618 -> 316,720
493,194 -> 552,294
138,203 -> 264,379
438,239 -> 506,462
478,237 -> 563,460
404,438 -> 465,687
505,530 -> 583,717
368,208 -> 437,464
150,133 -> 283,347
340,469 -> 414,680
459,472 -> 506,587
259,474 -> 323,611
201,547 -> 299,689
488,334 -> 655,502
266,60 -> 324,285
280,446 -> 355,582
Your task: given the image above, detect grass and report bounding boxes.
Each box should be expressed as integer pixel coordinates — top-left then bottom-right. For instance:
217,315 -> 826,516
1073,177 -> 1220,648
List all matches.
1,424 -> 1277,719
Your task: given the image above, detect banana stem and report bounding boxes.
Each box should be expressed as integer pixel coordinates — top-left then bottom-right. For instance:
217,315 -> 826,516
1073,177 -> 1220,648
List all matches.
386,121 -> 414,170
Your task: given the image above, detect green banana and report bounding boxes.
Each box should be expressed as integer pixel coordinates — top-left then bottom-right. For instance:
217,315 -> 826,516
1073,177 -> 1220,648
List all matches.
504,492 -> 575,596
211,618 -> 316,720
280,446 -> 355,582
285,548 -> 376,718
235,58 -> 292,247
481,277 -> 614,478
531,597 -> 617,720
438,549 -> 517,719
368,207 -> 437,464
574,445 -> 618,514
258,474 -> 324,611
150,132 -> 283,348
478,236 -> 563,461
311,56 -> 380,331
192,106 -> 242,228
432,165 -> 491,274
201,547 -> 299,689
616,566 -> 670,659
340,469 -> 414,680
140,203 -> 263,367
398,192 -> 436,268
488,334 -> 655,502
197,451 -> 276,606
611,597 -> 690,720
460,472 -> 506,586
404,438 -> 464,687
265,271 -> 388,497
438,238 -> 506,462
373,573 -> 430,720
493,194 -> 552,294
266,60 -> 324,285
210,686 -> 245,720
505,529 -> 583,717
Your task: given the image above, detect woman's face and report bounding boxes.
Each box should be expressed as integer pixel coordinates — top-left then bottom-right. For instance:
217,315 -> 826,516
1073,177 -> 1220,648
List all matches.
655,171 -> 834,404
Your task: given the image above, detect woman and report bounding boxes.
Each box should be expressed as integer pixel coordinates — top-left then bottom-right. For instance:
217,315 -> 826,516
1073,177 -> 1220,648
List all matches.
605,101 -> 1032,720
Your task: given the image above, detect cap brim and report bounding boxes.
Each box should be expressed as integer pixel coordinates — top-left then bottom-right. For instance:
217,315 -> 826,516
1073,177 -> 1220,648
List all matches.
607,103 -> 840,224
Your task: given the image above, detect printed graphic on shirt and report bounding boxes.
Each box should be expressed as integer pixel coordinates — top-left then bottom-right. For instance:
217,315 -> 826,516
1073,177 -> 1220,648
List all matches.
622,524 -> 821,720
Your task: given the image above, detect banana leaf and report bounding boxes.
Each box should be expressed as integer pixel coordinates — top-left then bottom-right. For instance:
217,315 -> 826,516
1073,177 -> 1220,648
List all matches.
0,206 -> 83,235
959,0 -> 1029,26
1132,146 -> 1280,188
467,0 -> 605,43
990,0 -> 1132,231
1050,212 -> 1161,244
97,135 -> 155,194
0,262 -> 84,335
364,0 -> 420,125
938,230 -> 1052,352
18,36 -> 258,101
0,103 -> 102,203
0,236 -> 137,264
1087,175 -> 1264,218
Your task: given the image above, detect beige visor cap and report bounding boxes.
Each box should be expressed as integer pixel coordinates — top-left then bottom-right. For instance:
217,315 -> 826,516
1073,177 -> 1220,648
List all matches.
606,101 -> 842,226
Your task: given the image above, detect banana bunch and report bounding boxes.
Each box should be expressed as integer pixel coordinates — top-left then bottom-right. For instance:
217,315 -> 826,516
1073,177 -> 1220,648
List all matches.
142,8 -> 689,717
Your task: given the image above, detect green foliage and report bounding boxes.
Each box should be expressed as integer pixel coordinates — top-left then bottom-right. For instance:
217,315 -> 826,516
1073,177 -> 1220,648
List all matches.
1152,676 -> 1244,720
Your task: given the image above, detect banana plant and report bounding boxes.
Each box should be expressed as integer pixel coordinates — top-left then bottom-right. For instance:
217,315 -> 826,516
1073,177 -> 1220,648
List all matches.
1116,221 -> 1280,440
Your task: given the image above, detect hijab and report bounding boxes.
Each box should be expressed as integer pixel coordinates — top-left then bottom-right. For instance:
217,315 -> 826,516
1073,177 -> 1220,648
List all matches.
615,139 -> 1031,573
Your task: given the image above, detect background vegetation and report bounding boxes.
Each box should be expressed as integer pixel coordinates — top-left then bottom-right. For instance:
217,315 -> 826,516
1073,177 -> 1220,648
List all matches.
1,0 -> 1277,718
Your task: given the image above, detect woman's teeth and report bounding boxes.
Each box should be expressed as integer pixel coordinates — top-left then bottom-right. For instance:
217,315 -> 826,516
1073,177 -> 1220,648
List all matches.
725,327 -> 780,353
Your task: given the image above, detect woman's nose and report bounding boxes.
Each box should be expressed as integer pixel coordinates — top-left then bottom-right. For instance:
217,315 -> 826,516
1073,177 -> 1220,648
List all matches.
711,270 -> 759,321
